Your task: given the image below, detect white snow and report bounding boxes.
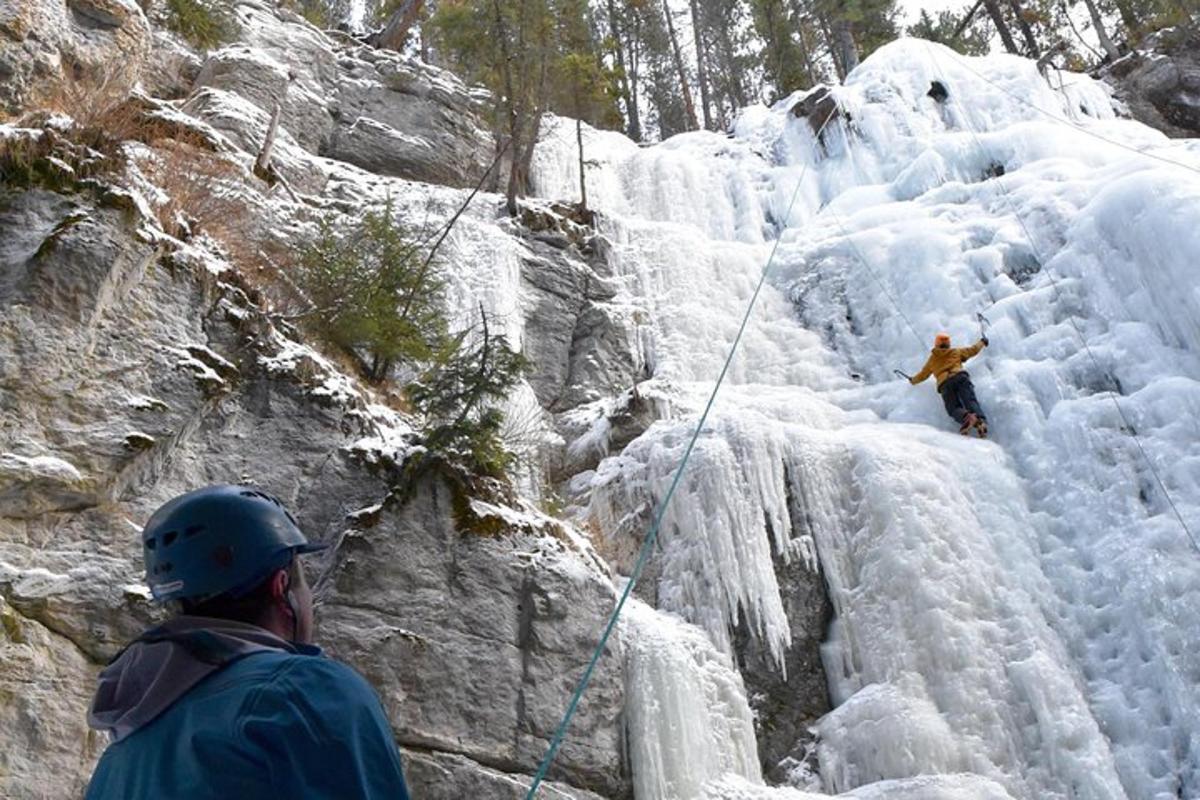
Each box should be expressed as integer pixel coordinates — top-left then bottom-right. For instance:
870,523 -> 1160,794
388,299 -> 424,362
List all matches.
527,38 -> 1200,800
0,453 -> 84,483
125,394 -> 169,411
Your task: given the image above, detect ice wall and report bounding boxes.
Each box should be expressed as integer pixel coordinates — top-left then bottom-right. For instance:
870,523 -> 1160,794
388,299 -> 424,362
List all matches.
623,599 -> 762,800
531,38 -> 1200,800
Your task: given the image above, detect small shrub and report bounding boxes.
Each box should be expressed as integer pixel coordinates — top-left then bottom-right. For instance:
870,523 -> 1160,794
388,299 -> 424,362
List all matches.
0,124 -> 126,192
281,0 -> 331,28
34,64 -> 136,129
142,142 -> 245,239
295,200 -> 447,382
165,0 -> 239,50
407,310 -> 529,478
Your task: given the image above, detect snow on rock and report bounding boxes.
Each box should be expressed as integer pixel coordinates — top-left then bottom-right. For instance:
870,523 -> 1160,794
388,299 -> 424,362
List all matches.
0,453 -> 92,519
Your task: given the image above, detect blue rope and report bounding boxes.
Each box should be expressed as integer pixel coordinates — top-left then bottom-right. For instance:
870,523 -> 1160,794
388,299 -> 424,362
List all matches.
522,106 -> 840,799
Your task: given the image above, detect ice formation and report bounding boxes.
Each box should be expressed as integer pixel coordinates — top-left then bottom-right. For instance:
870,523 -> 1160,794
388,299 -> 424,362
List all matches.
525,38 -> 1199,800
623,598 -> 762,800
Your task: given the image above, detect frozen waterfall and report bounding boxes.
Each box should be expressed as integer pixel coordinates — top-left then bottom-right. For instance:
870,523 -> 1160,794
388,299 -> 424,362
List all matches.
525,38 -> 1199,800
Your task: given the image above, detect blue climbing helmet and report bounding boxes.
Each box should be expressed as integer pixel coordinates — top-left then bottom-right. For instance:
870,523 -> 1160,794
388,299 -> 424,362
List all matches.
142,484 -> 327,603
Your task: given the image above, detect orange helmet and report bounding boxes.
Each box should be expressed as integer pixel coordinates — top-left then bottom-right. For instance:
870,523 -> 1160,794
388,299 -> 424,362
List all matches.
934,332 -> 951,347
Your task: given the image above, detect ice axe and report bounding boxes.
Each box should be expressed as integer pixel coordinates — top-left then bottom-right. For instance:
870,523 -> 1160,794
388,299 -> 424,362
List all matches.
893,368 -> 912,381
977,311 -> 991,345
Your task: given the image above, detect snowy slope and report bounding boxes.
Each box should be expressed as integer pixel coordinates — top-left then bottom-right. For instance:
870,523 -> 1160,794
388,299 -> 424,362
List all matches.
531,39 -> 1200,800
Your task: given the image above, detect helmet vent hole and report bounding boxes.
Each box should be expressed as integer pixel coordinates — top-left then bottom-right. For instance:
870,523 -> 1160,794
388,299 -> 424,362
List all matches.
145,538 -> 157,550
157,562 -> 174,574
213,545 -> 234,568
184,524 -> 205,538
162,531 -> 178,547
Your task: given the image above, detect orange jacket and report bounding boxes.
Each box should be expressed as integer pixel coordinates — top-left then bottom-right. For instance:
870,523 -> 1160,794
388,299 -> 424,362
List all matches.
910,340 -> 986,389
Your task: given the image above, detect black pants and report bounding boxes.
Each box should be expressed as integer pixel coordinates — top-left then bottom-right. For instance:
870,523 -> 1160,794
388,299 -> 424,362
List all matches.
939,372 -> 986,425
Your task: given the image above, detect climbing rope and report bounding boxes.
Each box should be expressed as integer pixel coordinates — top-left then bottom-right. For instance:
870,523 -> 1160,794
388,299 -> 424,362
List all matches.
522,105 -> 842,798
822,143 -> 927,353
923,41 -> 1199,554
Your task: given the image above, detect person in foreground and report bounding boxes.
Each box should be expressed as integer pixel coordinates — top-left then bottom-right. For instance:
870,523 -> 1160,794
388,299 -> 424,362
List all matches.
85,484 -> 411,800
908,331 -> 990,437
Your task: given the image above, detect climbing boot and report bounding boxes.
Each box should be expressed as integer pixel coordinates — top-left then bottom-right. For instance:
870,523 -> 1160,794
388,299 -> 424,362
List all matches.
959,413 -> 977,435
973,416 -> 988,438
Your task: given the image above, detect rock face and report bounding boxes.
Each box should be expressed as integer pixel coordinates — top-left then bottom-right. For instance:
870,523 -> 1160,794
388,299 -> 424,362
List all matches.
189,1 -> 494,188
320,481 -> 627,796
0,596 -> 104,800
736,548 -> 831,785
517,218 -> 643,413
0,0 -> 151,115
0,181 -> 628,799
1103,28 -> 1200,138
1,0 -> 491,189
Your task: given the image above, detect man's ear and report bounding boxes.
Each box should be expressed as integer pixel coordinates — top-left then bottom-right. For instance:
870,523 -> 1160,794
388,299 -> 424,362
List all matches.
267,568 -> 290,602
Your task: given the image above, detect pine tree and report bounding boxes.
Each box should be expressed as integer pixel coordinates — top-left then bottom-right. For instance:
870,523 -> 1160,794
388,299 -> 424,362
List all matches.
688,0 -> 754,128
603,0 -> 643,140
908,6 -> 990,54
431,0 -> 622,211
295,200 -> 446,383
750,0 -> 814,99
408,309 -> 529,477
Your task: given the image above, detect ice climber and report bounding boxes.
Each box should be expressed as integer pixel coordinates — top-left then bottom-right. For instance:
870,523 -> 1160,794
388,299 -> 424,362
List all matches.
908,332 -> 990,437
84,485 -> 411,800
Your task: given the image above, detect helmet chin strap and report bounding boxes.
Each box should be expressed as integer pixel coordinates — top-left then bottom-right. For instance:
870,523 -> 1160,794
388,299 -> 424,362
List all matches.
279,570 -> 300,644
284,590 -> 300,643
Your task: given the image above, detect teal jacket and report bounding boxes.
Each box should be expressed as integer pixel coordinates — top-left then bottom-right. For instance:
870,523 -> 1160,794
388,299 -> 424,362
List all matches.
85,618 -> 410,800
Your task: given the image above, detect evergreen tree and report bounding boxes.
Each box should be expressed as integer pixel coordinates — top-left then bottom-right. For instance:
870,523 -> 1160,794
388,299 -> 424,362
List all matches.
296,200 -> 445,382
908,6 -> 990,54
750,0 -> 815,99
431,0 -> 621,213
408,310 -> 529,477
431,0 -> 552,214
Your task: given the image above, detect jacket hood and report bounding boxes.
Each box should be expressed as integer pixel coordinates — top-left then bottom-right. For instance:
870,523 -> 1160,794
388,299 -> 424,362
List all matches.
88,616 -> 300,742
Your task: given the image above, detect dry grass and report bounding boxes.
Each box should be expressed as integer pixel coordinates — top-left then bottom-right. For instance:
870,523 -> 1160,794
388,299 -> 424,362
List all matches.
140,142 -> 320,321
32,63 -> 139,130
142,142 -> 245,237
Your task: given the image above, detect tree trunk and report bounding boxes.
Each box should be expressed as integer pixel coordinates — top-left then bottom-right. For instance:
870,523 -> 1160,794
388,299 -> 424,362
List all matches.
517,108 -> 543,199
761,1 -> 780,89
1112,0 -> 1140,40
714,18 -> 746,107
576,118 -> 588,210
981,0 -> 1021,54
1005,0 -> 1040,55
817,12 -> 844,79
1080,0 -> 1120,59
662,0 -> 698,130
515,45 -> 550,201
688,0 -> 713,129
606,0 -> 640,140
1056,1 -> 1102,60
951,0 -> 985,40
491,0 -> 522,215
832,18 -> 859,77
375,0 -> 424,52
797,18 -> 818,86
628,8 -> 644,141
